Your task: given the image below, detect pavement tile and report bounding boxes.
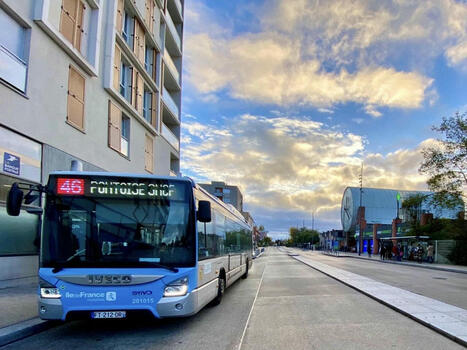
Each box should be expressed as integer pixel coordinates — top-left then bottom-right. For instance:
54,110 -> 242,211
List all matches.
412,312 -> 461,324
435,322 -> 467,336
397,304 -> 434,314
447,311 -> 467,322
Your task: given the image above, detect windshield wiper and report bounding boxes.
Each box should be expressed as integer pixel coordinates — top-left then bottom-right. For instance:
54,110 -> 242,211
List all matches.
66,248 -> 86,262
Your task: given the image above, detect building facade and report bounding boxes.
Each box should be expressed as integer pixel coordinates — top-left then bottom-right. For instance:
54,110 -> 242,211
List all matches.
0,0 -> 184,281
199,181 -> 244,213
340,187 -> 464,253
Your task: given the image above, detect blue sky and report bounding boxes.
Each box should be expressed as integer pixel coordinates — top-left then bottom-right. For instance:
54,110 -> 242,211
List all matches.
179,0 -> 467,240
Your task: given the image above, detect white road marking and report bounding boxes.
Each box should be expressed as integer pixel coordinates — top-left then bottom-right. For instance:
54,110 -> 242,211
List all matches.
237,253 -> 267,350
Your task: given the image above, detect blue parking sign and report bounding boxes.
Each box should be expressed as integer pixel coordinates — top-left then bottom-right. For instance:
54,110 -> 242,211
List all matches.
3,152 -> 20,176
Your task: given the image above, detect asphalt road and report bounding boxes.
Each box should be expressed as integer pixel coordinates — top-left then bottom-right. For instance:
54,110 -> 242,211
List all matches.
3,248 -> 463,349
296,250 -> 467,310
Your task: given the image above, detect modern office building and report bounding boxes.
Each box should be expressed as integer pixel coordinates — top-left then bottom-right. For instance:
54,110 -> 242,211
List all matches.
0,0 -> 184,281
199,181 -> 244,212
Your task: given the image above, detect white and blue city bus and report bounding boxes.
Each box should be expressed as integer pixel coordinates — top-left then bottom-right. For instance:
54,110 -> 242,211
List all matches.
6,172 -> 253,320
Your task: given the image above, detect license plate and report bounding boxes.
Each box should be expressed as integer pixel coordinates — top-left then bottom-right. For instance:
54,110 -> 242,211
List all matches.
91,311 -> 126,319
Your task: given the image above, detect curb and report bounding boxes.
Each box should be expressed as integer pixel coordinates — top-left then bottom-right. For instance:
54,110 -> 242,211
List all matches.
0,318 -> 57,347
320,252 -> 467,275
290,254 -> 467,348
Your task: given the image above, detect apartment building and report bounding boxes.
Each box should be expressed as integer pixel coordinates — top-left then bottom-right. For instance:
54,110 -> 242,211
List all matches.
0,0 -> 184,281
199,181 -> 244,213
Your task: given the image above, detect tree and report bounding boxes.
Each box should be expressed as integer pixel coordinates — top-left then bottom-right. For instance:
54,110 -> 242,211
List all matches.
419,112 -> 466,208
401,194 -> 428,236
289,227 -> 319,246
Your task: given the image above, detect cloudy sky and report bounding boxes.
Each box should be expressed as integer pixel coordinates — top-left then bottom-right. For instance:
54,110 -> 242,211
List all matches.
179,0 -> 467,240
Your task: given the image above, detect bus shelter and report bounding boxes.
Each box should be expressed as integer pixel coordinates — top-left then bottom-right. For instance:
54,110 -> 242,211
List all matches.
379,236 -> 430,260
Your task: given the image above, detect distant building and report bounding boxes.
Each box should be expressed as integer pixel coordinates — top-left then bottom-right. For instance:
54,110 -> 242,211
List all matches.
340,186 -> 464,253
199,181 -> 243,212
320,230 -> 345,249
241,211 -> 255,227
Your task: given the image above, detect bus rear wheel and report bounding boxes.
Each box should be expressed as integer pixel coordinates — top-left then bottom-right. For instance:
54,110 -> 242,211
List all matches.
242,259 -> 249,279
211,275 -> 226,306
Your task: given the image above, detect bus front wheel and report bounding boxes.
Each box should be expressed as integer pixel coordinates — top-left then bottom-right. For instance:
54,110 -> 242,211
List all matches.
211,275 -> 226,306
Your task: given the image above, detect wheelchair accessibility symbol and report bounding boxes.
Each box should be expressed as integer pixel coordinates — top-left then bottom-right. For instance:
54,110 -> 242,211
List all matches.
106,292 -> 117,301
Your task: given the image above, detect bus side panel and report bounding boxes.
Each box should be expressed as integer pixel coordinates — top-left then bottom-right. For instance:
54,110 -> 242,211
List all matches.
196,256 -> 227,309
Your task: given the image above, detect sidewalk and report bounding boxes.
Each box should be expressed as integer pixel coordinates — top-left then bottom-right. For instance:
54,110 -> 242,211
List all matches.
317,250 -> 467,274
290,253 -> 467,347
0,276 -> 53,346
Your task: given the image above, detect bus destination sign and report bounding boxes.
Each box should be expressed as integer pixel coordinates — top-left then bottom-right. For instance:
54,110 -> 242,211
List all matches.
55,177 -> 184,200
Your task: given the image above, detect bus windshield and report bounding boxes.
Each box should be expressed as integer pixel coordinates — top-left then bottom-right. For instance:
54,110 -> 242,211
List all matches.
41,176 -> 195,268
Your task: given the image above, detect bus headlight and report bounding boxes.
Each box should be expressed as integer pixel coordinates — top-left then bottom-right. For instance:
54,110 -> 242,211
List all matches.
40,278 -> 61,299
40,287 -> 61,299
163,277 -> 188,297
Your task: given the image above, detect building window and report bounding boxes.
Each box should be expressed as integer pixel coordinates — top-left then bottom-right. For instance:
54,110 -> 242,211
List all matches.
108,100 -> 130,158
143,88 -> 152,123
145,46 -> 154,77
215,187 -> 223,193
145,134 -> 154,173
121,115 -> 130,157
0,8 -> 28,92
120,58 -> 132,103
59,0 -> 85,52
122,10 -> 134,48
67,66 -> 85,130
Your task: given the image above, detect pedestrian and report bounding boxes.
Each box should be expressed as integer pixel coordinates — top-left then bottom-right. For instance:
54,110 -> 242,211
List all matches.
380,244 -> 385,260
416,244 -> 424,263
368,243 -> 372,257
427,244 -> 434,263
397,243 -> 402,261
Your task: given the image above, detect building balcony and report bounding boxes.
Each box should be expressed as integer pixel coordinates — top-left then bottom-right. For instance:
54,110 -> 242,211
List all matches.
165,10 -> 181,55
167,0 -> 183,23
162,87 -> 180,120
161,123 -> 180,151
164,51 -> 180,85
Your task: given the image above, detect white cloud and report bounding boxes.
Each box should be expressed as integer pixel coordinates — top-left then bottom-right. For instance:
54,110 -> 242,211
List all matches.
184,0 -> 467,117
318,108 -> 334,114
181,114 -> 430,231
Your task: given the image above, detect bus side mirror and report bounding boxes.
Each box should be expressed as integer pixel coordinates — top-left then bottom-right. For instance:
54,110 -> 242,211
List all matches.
7,183 -> 24,216
197,200 -> 211,223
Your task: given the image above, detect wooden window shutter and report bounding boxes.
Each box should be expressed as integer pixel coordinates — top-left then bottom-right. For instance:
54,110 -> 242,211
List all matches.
145,0 -> 151,28
67,66 -> 85,130
108,100 -> 122,151
75,1 -> 85,52
60,0 -> 77,45
135,19 -> 145,65
149,0 -> 154,33
116,0 -> 124,33
151,93 -> 157,128
113,45 -> 121,91
137,72 -> 144,115
133,19 -> 140,56
145,134 -> 154,172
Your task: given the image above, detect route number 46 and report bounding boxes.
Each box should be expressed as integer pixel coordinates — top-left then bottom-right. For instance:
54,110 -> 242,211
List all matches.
57,178 -> 85,195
